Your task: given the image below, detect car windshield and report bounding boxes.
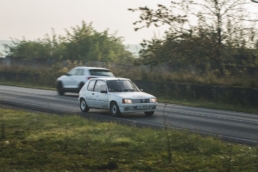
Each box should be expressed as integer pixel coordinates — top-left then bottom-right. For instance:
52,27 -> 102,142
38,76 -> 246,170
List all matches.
89,69 -> 114,77
106,80 -> 140,92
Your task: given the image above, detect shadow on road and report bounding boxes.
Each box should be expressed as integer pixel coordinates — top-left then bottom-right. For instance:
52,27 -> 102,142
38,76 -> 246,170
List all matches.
57,93 -> 79,98
81,109 -> 155,119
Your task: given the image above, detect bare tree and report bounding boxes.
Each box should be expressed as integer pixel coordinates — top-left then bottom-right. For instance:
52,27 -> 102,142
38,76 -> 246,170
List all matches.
130,0 -> 258,75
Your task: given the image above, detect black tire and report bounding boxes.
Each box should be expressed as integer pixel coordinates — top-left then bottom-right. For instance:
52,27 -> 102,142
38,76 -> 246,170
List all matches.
78,83 -> 85,92
144,111 -> 154,116
57,82 -> 65,95
110,102 -> 121,116
80,99 -> 90,112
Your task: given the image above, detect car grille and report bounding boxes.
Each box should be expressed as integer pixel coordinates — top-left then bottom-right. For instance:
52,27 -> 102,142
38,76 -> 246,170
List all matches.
131,99 -> 150,103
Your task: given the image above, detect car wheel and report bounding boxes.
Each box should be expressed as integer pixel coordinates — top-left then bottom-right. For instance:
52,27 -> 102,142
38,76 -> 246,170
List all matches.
57,82 -> 65,95
110,102 -> 121,116
80,99 -> 90,112
144,111 -> 154,116
78,83 -> 84,92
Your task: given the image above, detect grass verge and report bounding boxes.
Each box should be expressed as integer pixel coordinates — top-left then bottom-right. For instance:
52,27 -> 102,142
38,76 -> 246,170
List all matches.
0,107 -> 258,171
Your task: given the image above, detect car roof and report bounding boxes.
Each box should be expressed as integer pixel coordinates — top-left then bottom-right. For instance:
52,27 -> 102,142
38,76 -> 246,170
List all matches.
90,77 -> 130,81
74,66 -> 110,70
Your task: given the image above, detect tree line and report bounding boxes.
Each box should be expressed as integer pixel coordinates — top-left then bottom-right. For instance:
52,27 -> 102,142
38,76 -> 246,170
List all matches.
4,21 -> 135,63
3,0 -> 258,77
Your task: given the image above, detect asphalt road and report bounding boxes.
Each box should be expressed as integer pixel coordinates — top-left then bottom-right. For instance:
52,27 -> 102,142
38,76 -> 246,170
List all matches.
0,85 -> 258,145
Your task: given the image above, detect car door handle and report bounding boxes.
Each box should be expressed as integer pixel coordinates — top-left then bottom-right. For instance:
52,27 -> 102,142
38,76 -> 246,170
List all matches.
92,93 -> 94,95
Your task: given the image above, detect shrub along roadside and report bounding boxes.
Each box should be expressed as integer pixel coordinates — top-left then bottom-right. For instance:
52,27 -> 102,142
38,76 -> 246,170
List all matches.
2,68 -> 258,107
0,81 -> 258,114
0,64 -> 258,88
1,65 -> 258,112
134,80 -> 258,107
0,107 -> 258,171
0,61 -> 258,113
1,80 -> 258,114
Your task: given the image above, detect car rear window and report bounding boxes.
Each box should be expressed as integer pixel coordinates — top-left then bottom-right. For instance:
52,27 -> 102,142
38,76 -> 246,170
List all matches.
87,80 -> 96,91
89,69 -> 114,77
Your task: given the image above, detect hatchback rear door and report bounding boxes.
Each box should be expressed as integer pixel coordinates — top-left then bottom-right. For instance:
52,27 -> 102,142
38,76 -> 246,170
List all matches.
84,80 -> 96,107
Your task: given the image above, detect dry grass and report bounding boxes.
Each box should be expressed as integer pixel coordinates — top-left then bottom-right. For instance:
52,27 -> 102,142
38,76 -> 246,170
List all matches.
0,62 -> 257,88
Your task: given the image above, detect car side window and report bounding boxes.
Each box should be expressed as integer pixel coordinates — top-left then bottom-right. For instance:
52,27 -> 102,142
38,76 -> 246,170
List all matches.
94,80 -> 107,92
74,69 -> 81,76
76,69 -> 84,76
87,80 -> 96,91
79,69 -> 84,75
68,68 -> 77,76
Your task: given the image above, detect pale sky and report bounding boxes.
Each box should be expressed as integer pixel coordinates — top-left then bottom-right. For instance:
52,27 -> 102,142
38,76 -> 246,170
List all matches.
1,0 -> 257,45
0,0 -> 172,44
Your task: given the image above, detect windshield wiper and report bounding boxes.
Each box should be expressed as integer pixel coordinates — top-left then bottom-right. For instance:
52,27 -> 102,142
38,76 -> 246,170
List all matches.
123,89 -> 135,92
112,89 -> 123,92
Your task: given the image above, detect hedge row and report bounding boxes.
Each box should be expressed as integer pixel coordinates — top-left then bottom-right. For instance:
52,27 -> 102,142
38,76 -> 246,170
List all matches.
0,71 -> 257,106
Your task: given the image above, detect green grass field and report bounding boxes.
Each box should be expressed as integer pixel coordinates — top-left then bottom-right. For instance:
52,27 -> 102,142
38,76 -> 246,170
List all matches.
0,107 -> 258,171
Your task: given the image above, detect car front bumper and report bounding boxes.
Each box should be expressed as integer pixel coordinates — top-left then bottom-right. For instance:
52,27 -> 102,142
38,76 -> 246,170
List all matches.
119,103 -> 157,113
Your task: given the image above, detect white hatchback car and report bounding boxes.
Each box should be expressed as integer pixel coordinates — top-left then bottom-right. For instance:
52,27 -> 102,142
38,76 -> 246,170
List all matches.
78,78 -> 158,116
56,66 -> 115,95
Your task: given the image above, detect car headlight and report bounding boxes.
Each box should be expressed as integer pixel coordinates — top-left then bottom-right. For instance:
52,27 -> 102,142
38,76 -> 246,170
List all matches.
122,99 -> 132,104
150,98 -> 157,103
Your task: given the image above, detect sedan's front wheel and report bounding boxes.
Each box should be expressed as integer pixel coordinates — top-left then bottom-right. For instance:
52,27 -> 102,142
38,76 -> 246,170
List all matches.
110,102 -> 121,117
80,99 -> 90,112
144,111 -> 154,116
57,82 -> 65,95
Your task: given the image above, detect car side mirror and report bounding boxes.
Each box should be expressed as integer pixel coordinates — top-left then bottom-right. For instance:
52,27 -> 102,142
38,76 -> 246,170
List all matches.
100,90 -> 107,93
